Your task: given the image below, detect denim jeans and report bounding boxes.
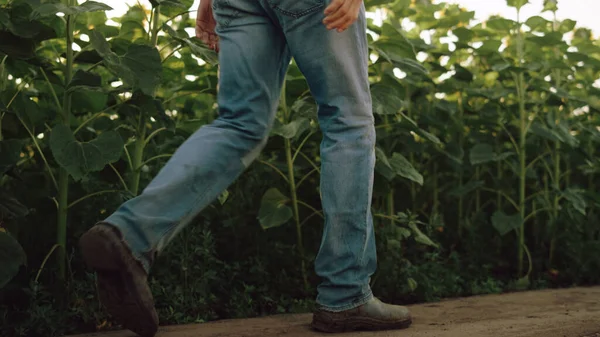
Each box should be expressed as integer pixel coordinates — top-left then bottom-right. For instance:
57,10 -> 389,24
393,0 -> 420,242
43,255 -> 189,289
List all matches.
104,0 -> 377,312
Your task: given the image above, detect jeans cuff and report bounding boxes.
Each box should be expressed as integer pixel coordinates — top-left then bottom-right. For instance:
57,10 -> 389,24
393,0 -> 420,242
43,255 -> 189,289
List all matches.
316,288 -> 374,312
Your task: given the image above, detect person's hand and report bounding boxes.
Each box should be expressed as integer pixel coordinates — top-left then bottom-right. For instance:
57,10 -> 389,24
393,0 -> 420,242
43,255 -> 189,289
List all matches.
323,0 -> 363,32
195,0 -> 219,52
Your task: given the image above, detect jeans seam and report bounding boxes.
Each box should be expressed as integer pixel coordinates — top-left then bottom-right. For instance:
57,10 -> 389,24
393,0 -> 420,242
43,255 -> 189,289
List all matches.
272,3 -> 324,18
213,0 -> 241,28
317,288 -> 374,312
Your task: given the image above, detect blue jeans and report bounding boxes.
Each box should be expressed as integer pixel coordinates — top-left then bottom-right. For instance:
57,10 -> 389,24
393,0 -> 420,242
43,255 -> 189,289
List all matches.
104,0 -> 377,312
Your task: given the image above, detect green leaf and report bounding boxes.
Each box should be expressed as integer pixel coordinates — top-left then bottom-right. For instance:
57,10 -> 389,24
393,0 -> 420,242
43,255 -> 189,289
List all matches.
562,189 -> 586,215
476,40 -> 502,54
375,147 -> 396,181
0,192 -> 29,220
506,0 -> 529,10
149,0 -> 187,8
119,92 -> 175,130
30,1 -> 113,19
525,16 -> 551,31
407,222 -> 437,248
442,148 -> 464,165
486,17 -> 518,31
543,0 -> 558,12
1,2 -> 58,41
365,0 -> 396,9
163,24 -> 218,65
396,226 -> 412,240
49,124 -> 124,181
387,238 -> 401,250
218,189 -> 229,205
371,82 -> 404,115
258,188 -> 293,230
90,30 -> 162,96
558,19 -> 576,33
530,122 -> 578,147
491,211 -> 522,236
407,277 -> 418,291
453,64 -> 473,82
394,57 -> 429,76
67,69 -> 102,93
527,32 -> 564,46
0,140 -> 23,175
389,153 -> 423,185
151,0 -> 195,17
0,230 -> 26,289
271,118 -> 310,139
515,275 -> 530,290
11,92 -> 47,129
0,31 -> 36,59
291,96 -> 318,120
452,27 -> 474,42
470,143 -> 513,165
448,180 -> 484,197
121,44 -> 163,96
415,128 -> 442,145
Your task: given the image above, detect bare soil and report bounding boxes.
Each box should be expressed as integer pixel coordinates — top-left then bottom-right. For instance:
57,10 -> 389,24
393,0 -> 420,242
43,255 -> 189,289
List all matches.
70,287 -> 600,337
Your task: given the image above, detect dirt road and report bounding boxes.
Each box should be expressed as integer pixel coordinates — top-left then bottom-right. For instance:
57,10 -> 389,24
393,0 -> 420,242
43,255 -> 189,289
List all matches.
71,287 -> 600,337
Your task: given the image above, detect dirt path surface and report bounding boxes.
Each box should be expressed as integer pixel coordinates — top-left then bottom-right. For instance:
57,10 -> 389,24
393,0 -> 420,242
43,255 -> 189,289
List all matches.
71,287 -> 600,337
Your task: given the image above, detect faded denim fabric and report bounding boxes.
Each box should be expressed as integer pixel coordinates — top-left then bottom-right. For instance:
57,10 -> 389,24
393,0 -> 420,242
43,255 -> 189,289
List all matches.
104,0 -> 377,312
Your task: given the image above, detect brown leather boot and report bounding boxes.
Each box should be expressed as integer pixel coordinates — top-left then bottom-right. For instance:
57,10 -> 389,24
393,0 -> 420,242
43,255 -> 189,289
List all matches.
311,297 -> 412,333
79,224 -> 159,337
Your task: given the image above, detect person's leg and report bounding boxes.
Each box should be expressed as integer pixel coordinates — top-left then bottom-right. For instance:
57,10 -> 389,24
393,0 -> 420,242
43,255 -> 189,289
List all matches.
275,0 -> 375,312
79,1 -> 291,335
265,0 -> 411,332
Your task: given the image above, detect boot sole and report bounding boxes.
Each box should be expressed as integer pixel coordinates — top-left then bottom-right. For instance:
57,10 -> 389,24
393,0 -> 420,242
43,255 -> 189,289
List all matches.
80,226 -> 158,337
311,315 -> 412,333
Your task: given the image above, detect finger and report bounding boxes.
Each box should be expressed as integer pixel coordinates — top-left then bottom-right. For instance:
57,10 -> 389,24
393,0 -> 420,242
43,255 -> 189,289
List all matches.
324,3 -> 351,29
323,2 -> 348,23
325,11 -> 351,30
210,34 -> 219,51
336,5 -> 360,31
324,0 -> 343,15
201,31 -> 211,46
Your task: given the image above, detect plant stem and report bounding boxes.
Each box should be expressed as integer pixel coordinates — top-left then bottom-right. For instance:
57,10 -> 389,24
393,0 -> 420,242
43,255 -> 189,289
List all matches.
129,113 -> 146,195
0,56 -> 7,93
405,86 -> 417,213
281,82 -> 308,290
516,8 -> 527,277
128,5 -> 161,195
475,166 -> 481,212
56,6 -> 75,280
68,190 -> 121,209
151,6 -> 161,47
387,189 -> 395,227
496,124 -> 503,209
457,92 -> 465,239
57,168 -> 69,279
286,135 -> 307,290
433,162 -> 439,212
549,13 -> 562,267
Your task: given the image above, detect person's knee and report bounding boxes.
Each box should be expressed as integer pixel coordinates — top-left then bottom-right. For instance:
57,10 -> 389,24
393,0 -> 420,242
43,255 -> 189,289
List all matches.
212,113 -> 270,142
320,103 -> 375,145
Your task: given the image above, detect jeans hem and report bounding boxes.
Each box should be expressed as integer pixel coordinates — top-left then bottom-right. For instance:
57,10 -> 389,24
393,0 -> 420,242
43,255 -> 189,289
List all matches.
316,289 -> 374,312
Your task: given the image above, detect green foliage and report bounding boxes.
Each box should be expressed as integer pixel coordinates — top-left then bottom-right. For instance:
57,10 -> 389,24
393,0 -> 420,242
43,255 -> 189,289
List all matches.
1,0 -> 600,336
258,188 -> 293,230
0,230 -> 26,288
49,124 -> 123,181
